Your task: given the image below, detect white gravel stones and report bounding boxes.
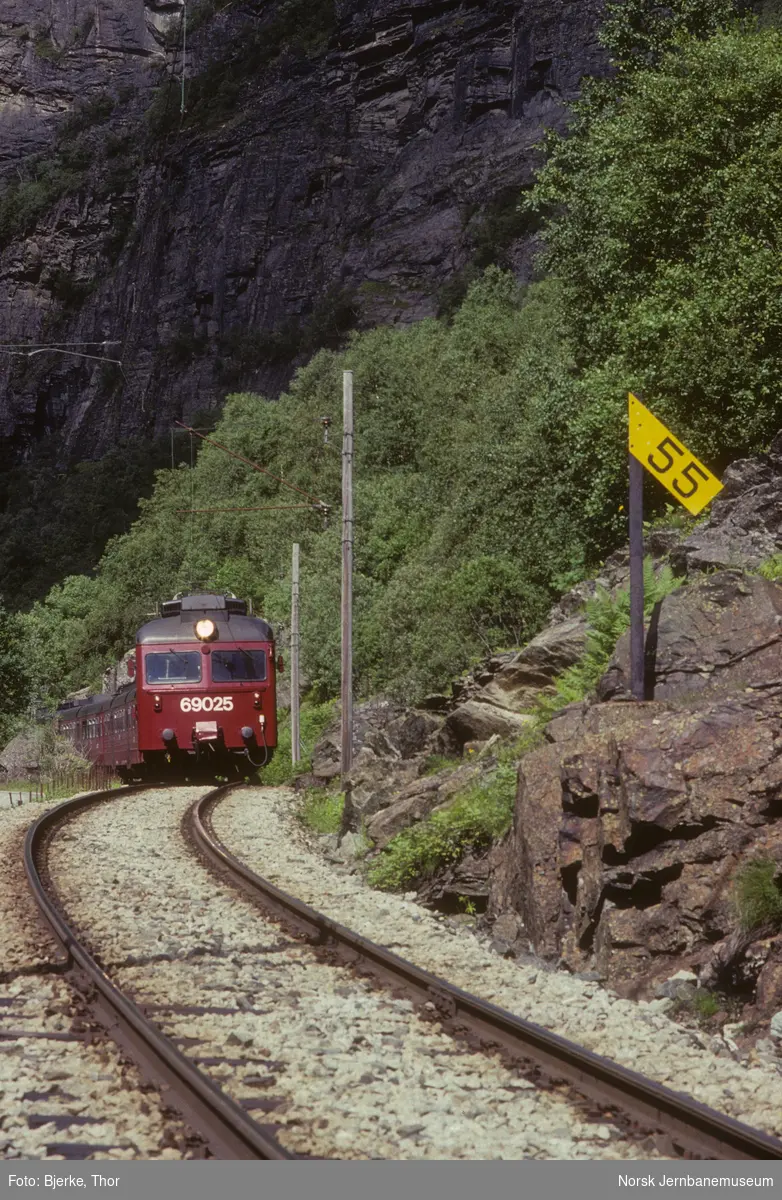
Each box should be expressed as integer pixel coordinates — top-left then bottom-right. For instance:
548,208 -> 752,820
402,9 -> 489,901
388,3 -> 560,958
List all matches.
48,789 -> 660,1160
0,801 -> 190,1160
213,787 -> 782,1140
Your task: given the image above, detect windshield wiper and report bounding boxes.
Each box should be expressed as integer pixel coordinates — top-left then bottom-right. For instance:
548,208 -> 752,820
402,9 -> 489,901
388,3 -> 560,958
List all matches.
167,647 -> 192,666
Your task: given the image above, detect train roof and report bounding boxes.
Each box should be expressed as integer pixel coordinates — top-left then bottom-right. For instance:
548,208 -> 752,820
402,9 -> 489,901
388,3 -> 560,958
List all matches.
57,684 -> 136,719
137,593 -> 274,646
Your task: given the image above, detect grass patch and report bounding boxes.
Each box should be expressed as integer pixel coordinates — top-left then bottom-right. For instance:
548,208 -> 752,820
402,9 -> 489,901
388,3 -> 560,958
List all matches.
299,788 -> 344,834
367,767 -> 515,891
734,858 -> 782,932
422,754 -> 460,776
690,990 -> 721,1020
368,728 -> 541,892
260,698 -> 336,786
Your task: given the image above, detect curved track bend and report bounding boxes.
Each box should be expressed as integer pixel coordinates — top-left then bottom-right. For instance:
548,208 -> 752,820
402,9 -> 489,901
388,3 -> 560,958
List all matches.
191,785 -> 782,1162
24,786 -> 292,1161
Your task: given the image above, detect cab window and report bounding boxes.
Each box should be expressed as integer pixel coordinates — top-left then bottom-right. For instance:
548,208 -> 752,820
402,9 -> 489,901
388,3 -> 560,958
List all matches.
144,651 -> 202,684
211,649 -> 267,682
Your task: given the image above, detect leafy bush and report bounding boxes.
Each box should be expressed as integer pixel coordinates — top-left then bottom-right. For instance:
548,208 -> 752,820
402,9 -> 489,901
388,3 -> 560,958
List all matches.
0,602 -> 31,744
599,0 -> 745,71
368,729 -> 541,891
367,763 -> 517,891
689,990 -> 721,1021
734,858 -> 782,931
298,788 -> 344,834
259,699 -> 337,786
21,269 -> 587,704
526,24 -> 782,553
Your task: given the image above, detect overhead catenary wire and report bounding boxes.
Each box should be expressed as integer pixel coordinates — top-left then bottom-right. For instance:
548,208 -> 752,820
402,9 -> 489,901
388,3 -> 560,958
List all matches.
0,339 -> 124,370
174,420 -> 329,508
0,340 -> 121,349
176,505 -> 326,513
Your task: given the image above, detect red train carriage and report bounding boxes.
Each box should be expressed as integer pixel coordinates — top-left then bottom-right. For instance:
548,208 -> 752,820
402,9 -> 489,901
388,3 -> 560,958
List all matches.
57,593 -> 279,781
57,690 -> 141,775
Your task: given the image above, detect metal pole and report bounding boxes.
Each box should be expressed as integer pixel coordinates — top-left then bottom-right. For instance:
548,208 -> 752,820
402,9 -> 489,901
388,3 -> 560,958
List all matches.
629,453 -> 645,700
291,543 -> 301,766
341,370 -> 354,774
180,0 -> 187,114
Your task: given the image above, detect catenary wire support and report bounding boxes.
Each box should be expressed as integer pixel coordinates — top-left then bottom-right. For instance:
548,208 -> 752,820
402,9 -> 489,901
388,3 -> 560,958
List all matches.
291,543 -> 301,766
180,0 -> 187,114
341,370 -> 354,776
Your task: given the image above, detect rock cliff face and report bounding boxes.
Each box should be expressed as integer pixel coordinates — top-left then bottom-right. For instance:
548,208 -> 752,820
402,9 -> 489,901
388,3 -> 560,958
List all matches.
488,570 -> 782,1016
0,0 -> 607,465
302,435 -> 782,1027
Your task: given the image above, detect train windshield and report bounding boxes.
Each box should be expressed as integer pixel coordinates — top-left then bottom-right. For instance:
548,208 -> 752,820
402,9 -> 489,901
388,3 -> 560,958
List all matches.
211,649 -> 267,682
144,651 -> 202,684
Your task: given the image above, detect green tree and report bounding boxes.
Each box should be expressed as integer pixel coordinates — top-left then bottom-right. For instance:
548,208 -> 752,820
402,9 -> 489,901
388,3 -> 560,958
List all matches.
0,600 -> 31,743
600,0 -> 746,70
527,24 -> 782,551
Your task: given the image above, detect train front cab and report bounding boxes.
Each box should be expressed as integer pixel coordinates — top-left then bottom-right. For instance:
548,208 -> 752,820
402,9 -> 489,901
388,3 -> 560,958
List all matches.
135,595 -> 278,778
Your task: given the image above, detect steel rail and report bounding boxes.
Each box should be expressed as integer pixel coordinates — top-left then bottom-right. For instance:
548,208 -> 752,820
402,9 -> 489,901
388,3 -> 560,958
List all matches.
24,786 -> 293,1161
192,786 -> 782,1162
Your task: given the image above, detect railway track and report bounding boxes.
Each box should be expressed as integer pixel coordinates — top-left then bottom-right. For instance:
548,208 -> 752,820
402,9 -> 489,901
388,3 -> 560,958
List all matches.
192,786 -> 782,1161
25,786 -> 291,1161
25,784 -> 782,1161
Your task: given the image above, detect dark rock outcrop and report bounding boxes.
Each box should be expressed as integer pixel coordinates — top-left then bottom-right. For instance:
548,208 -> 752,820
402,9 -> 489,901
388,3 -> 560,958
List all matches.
311,699 -> 442,781
671,431 -> 782,574
599,571 -> 782,701
489,572 -> 782,1007
0,0 -> 608,464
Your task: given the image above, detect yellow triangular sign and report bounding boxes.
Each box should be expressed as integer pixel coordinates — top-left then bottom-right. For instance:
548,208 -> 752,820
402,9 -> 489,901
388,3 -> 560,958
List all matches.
628,393 -> 723,516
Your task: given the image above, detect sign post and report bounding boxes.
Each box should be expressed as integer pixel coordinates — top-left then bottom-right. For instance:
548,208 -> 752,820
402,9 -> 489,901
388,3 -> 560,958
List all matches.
628,454 -> 645,700
291,543 -> 301,766
341,371 -> 354,775
627,393 -> 723,700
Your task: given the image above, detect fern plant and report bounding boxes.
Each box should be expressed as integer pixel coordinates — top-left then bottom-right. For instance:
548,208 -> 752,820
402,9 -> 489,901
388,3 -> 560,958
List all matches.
757,553 -> 782,582
533,558 -> 682,722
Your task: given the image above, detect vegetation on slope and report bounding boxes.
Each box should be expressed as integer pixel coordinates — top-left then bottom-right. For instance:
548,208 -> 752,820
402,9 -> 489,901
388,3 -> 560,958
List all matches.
19,271 -> 579,705
367,562 -> 681,891
5,3 -> 782,736
0,436 -> 194,609
526,16 -> 782,554
735,859 -> 782,931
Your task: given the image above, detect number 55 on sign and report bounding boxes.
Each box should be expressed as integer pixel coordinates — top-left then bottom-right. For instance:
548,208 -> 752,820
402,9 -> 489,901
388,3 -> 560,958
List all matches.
628,393 -> 723,515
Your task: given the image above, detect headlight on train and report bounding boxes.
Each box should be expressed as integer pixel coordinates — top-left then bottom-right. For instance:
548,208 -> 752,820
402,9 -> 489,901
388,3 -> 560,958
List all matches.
195,618 -> 216,641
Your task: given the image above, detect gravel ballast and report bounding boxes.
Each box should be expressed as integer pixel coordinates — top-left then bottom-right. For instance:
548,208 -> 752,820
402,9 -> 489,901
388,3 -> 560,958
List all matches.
47,788 -> 661,1160
212,785 -> 782,1139
0,800 -> 191,1160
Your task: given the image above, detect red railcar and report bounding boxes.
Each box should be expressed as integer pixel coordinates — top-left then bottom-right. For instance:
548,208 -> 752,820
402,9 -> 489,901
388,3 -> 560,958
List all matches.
57,594 -> 279,781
